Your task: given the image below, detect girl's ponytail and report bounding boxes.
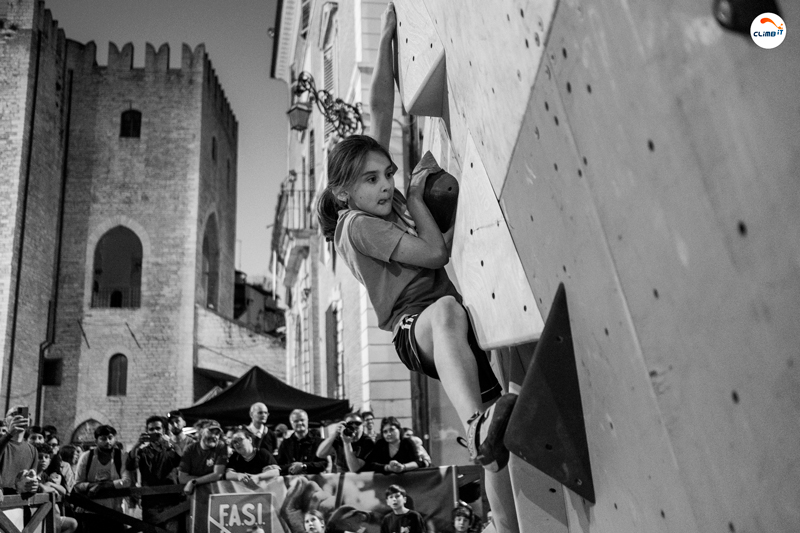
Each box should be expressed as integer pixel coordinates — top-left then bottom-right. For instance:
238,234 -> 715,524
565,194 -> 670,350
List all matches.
317,188 -> 345,242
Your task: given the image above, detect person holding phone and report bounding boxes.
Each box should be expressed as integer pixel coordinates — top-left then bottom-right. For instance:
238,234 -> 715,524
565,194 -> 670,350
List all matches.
126,415 -> 182,532
0,406 -> 39,495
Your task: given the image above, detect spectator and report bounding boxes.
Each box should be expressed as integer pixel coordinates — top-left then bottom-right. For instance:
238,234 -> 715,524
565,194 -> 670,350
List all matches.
59,445 -> 80,482
277,410 -> 326,476
178,420 -> 227,495
380,484 -> 426,533
452,502 -> 477,533
74,425 -> 133,514
361,411 -> 378,442
224,428 -> 280,484
127,415 -> 182,532
167,410 -> 195,457
304,509 -> 326,533
402,428 -> 432,468
316,412 -> 375,473
0,407 -> 39,495
33,443 -> 78,533
0,420 -> 7,436
274,424 -> 289,452
246,402 -> 278,455
26,427 -> 45,445
363,417 -> 423,474
43,435 -> 74,494
42,425 -> 58,441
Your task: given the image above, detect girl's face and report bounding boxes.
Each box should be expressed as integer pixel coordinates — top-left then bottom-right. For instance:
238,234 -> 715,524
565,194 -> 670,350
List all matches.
342,151 -> 396,217
454,516 -> 470,532
382,424 -> 401,444
304,513 -> 325,533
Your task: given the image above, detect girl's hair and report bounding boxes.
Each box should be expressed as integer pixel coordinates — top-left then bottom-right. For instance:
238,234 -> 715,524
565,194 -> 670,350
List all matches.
317,135 -> 395,242
380,416 -> 402,433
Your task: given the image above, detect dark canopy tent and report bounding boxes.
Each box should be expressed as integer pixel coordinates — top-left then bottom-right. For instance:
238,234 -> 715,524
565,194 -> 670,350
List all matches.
179,366 -> 351,426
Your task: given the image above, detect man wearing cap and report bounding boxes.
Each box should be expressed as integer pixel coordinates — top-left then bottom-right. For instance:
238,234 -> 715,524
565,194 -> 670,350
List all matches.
277,409 -> 327,475
178,420 -> 228,495
245,403 -> 278,456
167,411 -> 195,457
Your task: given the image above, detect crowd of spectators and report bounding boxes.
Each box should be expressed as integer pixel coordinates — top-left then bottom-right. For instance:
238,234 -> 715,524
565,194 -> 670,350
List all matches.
0,403 -> 450,532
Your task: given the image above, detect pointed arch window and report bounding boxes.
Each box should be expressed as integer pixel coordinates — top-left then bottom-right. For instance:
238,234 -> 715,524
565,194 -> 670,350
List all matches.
120,110 -> 142,138
107,354 -> 128,396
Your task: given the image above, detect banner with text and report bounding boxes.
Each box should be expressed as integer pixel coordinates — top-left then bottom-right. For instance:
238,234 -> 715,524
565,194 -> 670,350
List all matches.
192,467 -> 456,533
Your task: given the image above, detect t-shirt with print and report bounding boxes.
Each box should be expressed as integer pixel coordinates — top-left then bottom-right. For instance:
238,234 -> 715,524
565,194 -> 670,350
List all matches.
335,190 -> 459,333
179,441 -> 228,477
380,510 -> 426,533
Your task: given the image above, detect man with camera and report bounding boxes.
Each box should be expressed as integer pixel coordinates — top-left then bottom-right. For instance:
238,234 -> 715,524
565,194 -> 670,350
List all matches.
316,412 -> 375,473
0,406 -> 39,495
127,415 -> 182,532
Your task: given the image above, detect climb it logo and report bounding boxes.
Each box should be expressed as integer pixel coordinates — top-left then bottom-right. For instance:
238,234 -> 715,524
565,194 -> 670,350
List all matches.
750,12 -> 786,49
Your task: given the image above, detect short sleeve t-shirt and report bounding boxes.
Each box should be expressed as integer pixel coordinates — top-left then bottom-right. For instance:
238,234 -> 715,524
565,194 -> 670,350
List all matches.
226,449 -> 277,475
179,441 -> 228,477
335,191 -> 459,332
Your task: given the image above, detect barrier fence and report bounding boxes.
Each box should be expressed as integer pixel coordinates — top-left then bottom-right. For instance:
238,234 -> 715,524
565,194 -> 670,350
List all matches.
2,467 -> 474,533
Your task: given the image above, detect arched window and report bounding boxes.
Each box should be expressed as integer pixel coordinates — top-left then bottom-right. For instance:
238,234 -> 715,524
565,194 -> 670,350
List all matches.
71,419 -> 101,445
202,215 -> 219,309
92,226 -> 143,308
107,354 -> 127,396
120,110 -> 142,138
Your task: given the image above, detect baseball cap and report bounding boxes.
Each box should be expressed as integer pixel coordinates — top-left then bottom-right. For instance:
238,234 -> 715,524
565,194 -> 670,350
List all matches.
204,420 -> 223,433
166,410 -> 184,419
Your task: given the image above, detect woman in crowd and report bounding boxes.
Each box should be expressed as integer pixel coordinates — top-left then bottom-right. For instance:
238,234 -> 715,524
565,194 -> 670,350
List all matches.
363,417 -> 424,474
224,428 -> 280,484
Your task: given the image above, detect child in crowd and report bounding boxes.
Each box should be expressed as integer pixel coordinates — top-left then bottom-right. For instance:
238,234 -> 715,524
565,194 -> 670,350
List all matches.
316,3 -> 516,472
34,443 -> 78,533
380,485 -> 425,533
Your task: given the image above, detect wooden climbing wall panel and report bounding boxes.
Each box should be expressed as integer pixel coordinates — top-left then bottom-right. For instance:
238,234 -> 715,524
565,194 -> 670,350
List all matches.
397,0 -> 800,531
395,0 -> 557,194
451,132 -> 544,349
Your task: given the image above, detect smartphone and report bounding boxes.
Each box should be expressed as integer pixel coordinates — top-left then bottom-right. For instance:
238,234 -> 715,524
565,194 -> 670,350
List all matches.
17,406 -> 28,419
149,433 -> 161,442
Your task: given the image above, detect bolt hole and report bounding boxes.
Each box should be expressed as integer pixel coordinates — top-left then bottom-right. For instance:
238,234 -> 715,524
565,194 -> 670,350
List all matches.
732,390 -> 739,404
660,510 -> 665,519
469,61 -> 472,67
545,443 -> 553,450
525,38 -> 529,48
412,56 -> 415,61
492,293 -> 495,299
567,82 -> 572,93
470,229 -> 473,235
492,88 -> 495,94
729,522 -> 736,532
562,265 -> 567,272
549,488 -> 556,493
604,328 -> 609,336
648,139 -> 655,152
578,169 -> 583,177
587,84 -> 592,93
562,47 -> 567,58
738,221 -> 747,236
535,33 -> 540,46
554,115 -> 559,126
520,8 -> 524,17
430,43 -> 433,48
523,305 -> 527,311
480,260 -> 484,267
406,38 -> 408,43
609,422 -> 614,429
530,215 -> 534,221
545,101 -> 549,111
470,162 -> 473,168
556,335 -> 564,343
583,156 -> 588,165
554,163 -> 558,172
653,288 -> 659,299
614,503 -> 618,510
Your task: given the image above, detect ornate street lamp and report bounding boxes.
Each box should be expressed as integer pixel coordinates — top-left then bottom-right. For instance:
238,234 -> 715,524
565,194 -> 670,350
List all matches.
286,71 -> 363,137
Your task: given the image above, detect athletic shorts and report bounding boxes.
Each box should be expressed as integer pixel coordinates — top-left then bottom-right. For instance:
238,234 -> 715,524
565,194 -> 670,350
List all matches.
393,310 -> 503,404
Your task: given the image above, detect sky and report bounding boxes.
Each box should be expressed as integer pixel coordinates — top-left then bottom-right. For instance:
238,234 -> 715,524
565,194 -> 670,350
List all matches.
46,0 -> 288,280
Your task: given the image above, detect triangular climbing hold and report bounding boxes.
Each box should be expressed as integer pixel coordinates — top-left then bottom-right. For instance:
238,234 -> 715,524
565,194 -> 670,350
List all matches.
504,283 -> 596,503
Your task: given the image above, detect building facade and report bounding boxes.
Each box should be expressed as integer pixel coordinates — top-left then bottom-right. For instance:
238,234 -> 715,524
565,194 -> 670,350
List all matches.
0,0 -> 285,445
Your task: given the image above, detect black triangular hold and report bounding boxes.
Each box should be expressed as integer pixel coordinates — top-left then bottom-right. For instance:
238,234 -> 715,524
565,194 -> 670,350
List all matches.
504,283 -> 596,503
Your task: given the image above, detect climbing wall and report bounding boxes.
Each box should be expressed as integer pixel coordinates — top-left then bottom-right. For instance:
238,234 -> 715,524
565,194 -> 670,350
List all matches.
395,1 -> 800,532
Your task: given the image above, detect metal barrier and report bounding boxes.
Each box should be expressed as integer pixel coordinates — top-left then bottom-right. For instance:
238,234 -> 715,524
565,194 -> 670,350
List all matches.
0,493 -> 57,533
66,485 -> 189,533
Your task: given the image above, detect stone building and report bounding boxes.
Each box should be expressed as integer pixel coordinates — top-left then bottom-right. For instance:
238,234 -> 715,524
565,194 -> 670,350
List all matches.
0,0 -> 284,445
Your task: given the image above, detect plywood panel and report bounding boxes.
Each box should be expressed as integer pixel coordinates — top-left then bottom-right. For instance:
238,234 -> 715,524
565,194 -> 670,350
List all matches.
499,53 -> 699,532
451,132 -> 543,349
394,0 -> 446,116
508,455 -> 569,533
419,0 -> 557,194
536,1 -> 800,531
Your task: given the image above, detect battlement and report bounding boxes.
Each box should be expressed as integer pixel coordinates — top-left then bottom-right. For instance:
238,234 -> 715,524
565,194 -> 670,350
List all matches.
202,55 -> 238,142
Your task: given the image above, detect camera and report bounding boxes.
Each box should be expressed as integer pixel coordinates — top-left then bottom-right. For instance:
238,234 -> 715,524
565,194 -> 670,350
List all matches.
342,422 -> 359,438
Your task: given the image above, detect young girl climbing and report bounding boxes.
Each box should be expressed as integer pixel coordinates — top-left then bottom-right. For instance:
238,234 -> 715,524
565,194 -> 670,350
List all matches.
316,3 -> 517,476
